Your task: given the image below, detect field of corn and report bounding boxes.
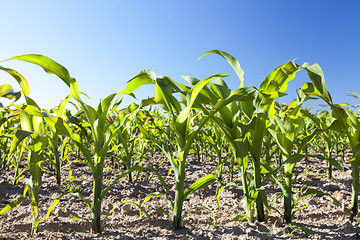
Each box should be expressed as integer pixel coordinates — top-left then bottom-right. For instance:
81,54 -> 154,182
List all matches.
1,51 -> 360,239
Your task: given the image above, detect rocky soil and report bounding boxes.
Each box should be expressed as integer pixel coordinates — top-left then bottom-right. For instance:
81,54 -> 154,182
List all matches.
1,150 -> 360,239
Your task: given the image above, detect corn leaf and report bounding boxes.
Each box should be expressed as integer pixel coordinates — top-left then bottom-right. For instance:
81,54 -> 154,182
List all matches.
0,66 -> 30,96
44,196 -> 62,221
259,60 -> 301,93
199,50 -> 245,88
6,54 -> 81,102
0,84 -> 21,100
0,197 -> 26,215
302,63 -> 331,104
120,69 -> 156,97
183,206 -> 216,226
183,174 -> 216,200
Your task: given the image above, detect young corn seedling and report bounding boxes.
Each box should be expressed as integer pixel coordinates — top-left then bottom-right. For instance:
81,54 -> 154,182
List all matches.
43,95 -> 73,185
269,101 -> 319,222
0,97 -> 63,236
108,103 -> 154,182
301,109 -> 343,179
201,122 -> 226,196
0,108 -> 27,185
0,108 -> 20,169
45,130 -> 70,185
300,62 -> 359,221
3,55 -> 152,234
200,50 -> 305,222
0,64 -> 53,235
0,67 -> 29,171
122,67 -> 257,229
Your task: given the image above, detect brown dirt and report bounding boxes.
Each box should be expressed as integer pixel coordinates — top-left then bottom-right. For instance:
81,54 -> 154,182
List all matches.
0,150 -> 360,239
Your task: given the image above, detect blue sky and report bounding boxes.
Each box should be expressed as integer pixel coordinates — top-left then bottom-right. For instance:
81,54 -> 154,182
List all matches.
1,1 -> 360,111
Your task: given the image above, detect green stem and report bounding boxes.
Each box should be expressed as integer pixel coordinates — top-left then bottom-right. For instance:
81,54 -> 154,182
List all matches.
327,145 -> 332,179
173,159 -> 185,229
29,149 -> 42,236
54,149 -> 61,185
239,158 -> 253,222
284,161 -> 295,223
254,159 -> 265,222
215,148 -> 223,195
284,175 -> 292,223
350,161 -> 359,222
91,167 -> 103,234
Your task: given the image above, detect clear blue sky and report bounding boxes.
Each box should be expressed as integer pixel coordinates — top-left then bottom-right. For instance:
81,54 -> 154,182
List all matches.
1,1 -> 359,111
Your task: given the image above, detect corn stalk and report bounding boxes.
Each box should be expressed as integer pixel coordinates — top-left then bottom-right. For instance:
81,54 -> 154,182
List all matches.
301,62 -> 360,221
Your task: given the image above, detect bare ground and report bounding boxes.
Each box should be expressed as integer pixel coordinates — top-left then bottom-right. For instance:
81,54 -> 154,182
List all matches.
1,150 -> 360,239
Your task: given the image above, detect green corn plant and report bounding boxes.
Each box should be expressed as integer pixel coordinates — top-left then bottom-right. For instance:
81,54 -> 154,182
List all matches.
263,124 -> 279,166
0,99 -> 67,236
191,118 -> 214,162
301,109 -> 343,179
0,108 -> 18,169
0,66 -> 29,171
122,71 -> 216,229
0,98 -> 55,236
122,67 -> 257,229
298,108 -> 317,161
44,96 -> 73,185
0,64 -> 53,236
65,107 -> 92,160
0,81 -> 27,183
45,124 -> 71,185
268,101 -> 321,222
201,122 -> 226,196
199,50 -> 307,222
108,103 -> 150,182
108,107 -> 135,178
144,106 -> 177,157
11,138 -> 27,185
333,127 -> 348,160
31,96 -> 72,185
250,61 -> 305,222
0,109 -> 27,185
2,54 -> 153,234
130,107 -> 158,181
300,63 -> 360,221
179,73 -> 258,221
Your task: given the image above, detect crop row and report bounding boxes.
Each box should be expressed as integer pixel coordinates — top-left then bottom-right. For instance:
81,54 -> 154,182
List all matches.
0,51 -> 359,236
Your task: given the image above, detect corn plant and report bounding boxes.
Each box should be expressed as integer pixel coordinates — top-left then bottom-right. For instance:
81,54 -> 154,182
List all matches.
37,97 -> 72,185
0,65 -> 53,235
108,103 -> 153,182
2,55 -> 155,234
0,108 -> 16,169
122,67 -> 257,229
301,109 -> 343,179
0,98 -> 56,236
0,83 -> 25,182
269,102 -> 315,222
199,50 -> 308,222
0,67 -> 29,172
179,73 -> 258,222
300,63 -> 360,221
201,123 -> 226,196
